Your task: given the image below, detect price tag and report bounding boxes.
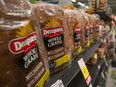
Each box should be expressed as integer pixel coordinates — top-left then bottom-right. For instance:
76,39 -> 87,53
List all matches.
35,70 -> 49,87
55,55 -> 70,68
78,58 -> 92,85
87,41 -> 91,47
90,39 -> 94,43
77,46 -> 82,54
50,80 -> 64,87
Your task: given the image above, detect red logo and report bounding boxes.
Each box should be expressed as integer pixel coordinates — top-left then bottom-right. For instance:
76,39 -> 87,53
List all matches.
96,25 -> 99,28
90,26 -> 93,28
100,3 -> 105,7
40,26 -> 64,38
74,27 -> 81,34
86,26 -> 90,30
9,33 -> 37,54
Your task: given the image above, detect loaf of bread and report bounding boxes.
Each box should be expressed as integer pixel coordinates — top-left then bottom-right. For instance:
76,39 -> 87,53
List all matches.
0,0 -> 49,87
34,2 -> 70,74
82,13 -> 91,47
87,52 -> 98,65
94,15 -> 101,41
64,9 -> 83,56
89,14 -> 97,44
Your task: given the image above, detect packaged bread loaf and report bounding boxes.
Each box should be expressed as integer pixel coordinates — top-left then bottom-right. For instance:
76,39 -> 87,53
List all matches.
58,0 -> 74,9
64,9 -> 83,56
86,52 -> 98,65
89,15 -> 95,44
0,0 -> 49,87
96,48 -> 105,58
94,15 -> 101,41
96,40 -> 107,58
82,13 -> 91,47
99,20 -> 105,37
34,2 -> 70,74
99,0 -> 106,11
76,9 -> 86,47
85,8 -> 94,44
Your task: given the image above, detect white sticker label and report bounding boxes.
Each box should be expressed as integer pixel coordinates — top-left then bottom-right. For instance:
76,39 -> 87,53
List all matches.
50,80 -> 64,87
78,58 -> 92,85
78,58 -> 85,68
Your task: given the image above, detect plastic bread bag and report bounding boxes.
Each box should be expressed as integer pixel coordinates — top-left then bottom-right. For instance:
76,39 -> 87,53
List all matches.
33,2 -> 71,74
81,12 -> 91,47
64,9 -> 83,58
76,9 -> 87,47
86,52 -> 98,65
93,14 -> 101,40
99,20 -> 105,37
96,40 -> 107,58
58,0 -> 74,9
0,0 -> 49,87
89,14 -> 96,44
0,0 -> 32,17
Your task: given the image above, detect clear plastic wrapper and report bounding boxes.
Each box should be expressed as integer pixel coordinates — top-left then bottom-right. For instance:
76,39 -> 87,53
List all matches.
33,2 -> 71,74
64,9 -> 84,58
99,0 -> 107,11
0,0 -> 49,87
99,20 -> 106,37
86,52 -> 98,65
89,14 -> 100,44
82,13 -> 91,47
93,15 -> 101,41
96,41 -> 107,58
58,0 -> 74,9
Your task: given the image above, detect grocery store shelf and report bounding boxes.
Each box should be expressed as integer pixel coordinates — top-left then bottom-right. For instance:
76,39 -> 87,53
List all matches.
93,54 -> 110,87
93,62 -> 107,87
46,32 -> 111,87
89,59 -> 104,86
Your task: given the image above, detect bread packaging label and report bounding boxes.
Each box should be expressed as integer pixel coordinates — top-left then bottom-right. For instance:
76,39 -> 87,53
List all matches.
40,17 -> 70,71
40,25 -> 65,61
96,25 -> 100,40
90,23 -> 95,44
73,22 -> 82,53
85,25 -> 91,47
64,9 -> 83,56
34,3 -> 70,73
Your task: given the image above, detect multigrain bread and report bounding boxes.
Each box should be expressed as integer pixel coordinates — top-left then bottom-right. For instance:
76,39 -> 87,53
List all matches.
64,9 -> 83,56
0,0 -> 49,87
34,2 -> 70,74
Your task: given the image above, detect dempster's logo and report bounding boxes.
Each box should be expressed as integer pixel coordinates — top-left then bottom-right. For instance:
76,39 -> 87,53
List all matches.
41,26 -> 64,38
99,2 -> 105,7
74,27 -> 81,33
86,26 -> 90,30
90,26 -> 93,28
96,25 -> 99,28
9,33 -> 37,54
